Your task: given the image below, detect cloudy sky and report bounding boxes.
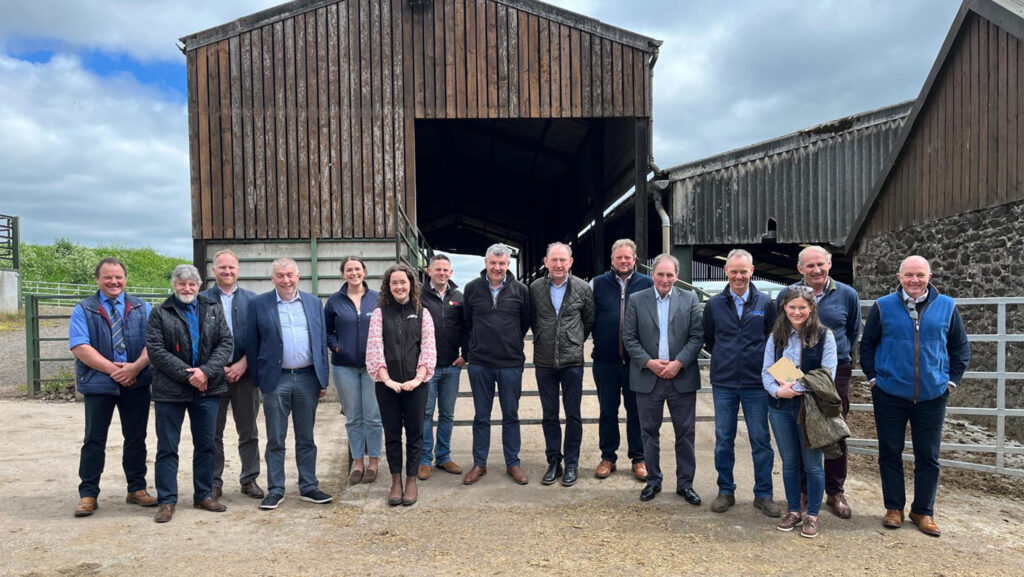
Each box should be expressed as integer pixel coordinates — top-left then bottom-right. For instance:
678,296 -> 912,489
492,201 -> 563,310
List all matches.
1,0 -> 962,260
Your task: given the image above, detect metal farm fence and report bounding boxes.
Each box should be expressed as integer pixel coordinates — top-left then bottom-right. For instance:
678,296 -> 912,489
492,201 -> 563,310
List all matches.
21,281 -> 170,307
23,292 -> 1023,476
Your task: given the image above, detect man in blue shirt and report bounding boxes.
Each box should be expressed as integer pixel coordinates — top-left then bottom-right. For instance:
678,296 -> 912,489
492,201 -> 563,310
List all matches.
247,258 -> 332,510
69,257 -> 155,517
703,249 -> 779,516
779,245 -> 861,519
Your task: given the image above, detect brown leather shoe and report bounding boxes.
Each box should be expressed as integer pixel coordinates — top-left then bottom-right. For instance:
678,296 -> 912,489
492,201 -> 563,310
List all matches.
154,503 -> 175,523
909,512 -> 941,537
418,465 -> 432,480
506,465 -> 528,485
241,480 -> 265,499
362,468 -> 377,484
463,465 -> 487,485
126,490 -> 158,507
440,461 -> 463,474
595,460 -> 616,479
211,485 -> 223,500
193,497 -> 227,512
75,497 -> 98,517
883,509 -> 904,529
632,462 -> 648,482
826,492 -> 852,519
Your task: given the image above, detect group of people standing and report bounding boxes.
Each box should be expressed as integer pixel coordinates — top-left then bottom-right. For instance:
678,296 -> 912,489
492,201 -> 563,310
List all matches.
69,240 -> 969,539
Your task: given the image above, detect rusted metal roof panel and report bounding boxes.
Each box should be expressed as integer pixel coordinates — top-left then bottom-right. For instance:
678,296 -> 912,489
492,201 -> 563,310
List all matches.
669,101 -> 912,247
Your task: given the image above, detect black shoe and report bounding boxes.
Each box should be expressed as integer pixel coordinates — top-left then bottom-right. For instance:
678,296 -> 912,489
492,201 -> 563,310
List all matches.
640,484 -> 662,501
259,494 -> 284,510
561,467 -> 578,487
299,488 -> 333,504
677,487 -> 702,505
541,461 -> 563,486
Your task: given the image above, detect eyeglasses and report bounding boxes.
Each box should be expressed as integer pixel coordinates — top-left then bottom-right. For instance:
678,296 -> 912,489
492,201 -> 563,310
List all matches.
787,285 -> 816,296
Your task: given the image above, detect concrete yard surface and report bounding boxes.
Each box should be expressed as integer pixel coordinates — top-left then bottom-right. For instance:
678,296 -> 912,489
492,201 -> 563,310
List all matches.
1,397 -> 1022,577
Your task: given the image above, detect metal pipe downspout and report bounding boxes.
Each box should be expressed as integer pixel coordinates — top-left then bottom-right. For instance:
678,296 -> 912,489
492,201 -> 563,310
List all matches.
652,189 -> 671,255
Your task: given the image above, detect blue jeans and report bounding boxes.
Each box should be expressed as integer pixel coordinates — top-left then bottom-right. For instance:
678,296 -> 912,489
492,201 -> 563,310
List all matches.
78,386 -> 151,498
468,364 -> 523,468
154,396 -> 220,505
873,386 -> 949,516
536,366 -> 584,467
592,360 -> 644,463
422,365 -> 461,466
332,365 -> 382,459
264,372 -> 322,497
712,386 -> 774,498
768,397 -> 824,515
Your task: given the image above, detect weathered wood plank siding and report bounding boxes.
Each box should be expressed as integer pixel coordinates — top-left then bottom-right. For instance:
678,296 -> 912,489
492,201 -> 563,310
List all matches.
865,13 -> 1023,238
186,0 -> 654,240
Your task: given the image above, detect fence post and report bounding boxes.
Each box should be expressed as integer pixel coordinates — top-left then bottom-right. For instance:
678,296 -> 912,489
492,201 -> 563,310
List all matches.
24,293 -> 40,396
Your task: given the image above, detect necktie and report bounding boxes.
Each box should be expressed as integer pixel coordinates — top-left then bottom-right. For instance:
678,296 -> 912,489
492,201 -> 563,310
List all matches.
185,303 -> 200,366
107,298 -> 125,355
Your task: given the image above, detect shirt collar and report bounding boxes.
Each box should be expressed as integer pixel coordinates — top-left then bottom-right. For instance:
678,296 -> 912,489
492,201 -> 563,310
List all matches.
276,291 -> 301,304
730,287 -> 750,301
218,283 -> 239,297
656,288 -> 672,302
101,292 -> 125,306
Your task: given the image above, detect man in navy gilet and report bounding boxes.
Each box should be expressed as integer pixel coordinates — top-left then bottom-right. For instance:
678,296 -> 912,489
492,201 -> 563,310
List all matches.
590,239 -> 652,482
70,257 -> 156,517
703,249 -> 780,517
859,255 -> 969,537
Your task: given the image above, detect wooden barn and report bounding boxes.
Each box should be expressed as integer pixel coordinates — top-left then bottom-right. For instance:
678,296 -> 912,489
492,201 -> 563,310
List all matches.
846,0 -> 1023,298
180,0 -> 661,291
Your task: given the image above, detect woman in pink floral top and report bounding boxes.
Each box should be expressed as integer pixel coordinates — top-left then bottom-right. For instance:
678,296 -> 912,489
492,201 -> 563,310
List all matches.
365,263 -> 436,506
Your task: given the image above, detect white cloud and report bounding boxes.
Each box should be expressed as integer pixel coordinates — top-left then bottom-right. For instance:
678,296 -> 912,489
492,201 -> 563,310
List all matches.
0,54 -> 193,256
0,1 -> 271,62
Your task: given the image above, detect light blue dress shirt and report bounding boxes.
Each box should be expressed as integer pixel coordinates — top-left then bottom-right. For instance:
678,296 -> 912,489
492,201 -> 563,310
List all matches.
549,278 -> 568,314
277,292 -> 312,369
218,285 -> 237,358
761,329 -> 838,398
489,278 -> 507,306
656,289 -> 671,361
731,287 -> 749,319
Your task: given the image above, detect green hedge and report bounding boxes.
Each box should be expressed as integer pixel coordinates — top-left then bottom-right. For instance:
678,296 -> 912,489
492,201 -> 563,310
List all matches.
20,239 -> 189,288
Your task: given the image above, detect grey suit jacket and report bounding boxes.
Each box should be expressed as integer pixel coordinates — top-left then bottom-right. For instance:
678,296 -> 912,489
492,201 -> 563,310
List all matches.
622,286 -> 704,394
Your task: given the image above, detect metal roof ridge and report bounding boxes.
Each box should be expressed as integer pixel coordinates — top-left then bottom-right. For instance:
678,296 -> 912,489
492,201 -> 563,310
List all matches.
666,100 -> 913,180
180,0 -> 661,53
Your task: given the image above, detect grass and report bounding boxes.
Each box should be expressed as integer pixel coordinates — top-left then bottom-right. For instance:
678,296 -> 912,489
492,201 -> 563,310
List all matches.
20,239 -> 189,287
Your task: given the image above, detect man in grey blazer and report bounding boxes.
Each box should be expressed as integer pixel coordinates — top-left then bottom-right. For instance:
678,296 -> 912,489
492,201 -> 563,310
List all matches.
623,254 -> 704,504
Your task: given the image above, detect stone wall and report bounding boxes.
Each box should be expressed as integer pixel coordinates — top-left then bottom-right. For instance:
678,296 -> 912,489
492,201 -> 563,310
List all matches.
853,199 -> 1024,446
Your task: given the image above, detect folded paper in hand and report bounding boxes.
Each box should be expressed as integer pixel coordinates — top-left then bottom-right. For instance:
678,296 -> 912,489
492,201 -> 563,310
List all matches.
768,357 -> 804,384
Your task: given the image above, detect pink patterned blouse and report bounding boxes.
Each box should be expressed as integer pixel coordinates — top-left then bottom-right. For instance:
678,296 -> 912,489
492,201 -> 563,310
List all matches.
365,306 -> 437,383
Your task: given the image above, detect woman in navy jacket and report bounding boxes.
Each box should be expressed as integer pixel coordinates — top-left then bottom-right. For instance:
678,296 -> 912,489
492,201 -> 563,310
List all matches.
325,256 -> 382,484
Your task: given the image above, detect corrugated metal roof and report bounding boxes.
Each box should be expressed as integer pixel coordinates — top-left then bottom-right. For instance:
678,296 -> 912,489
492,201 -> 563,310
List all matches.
668,101 -> 912,247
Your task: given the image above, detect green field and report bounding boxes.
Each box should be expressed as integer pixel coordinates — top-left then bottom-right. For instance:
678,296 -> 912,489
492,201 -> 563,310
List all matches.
20,239 -> 188,288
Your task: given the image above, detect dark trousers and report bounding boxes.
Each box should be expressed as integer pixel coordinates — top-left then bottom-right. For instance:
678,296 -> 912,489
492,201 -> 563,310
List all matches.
536,366 -> 584,468
592,360 -> 644,464
468,364 -> 523,468
873,386 -> 949,516
800,361 -> 852,496
213,376 -> 262,487
636,379 -> 697,489
375,382 -> 429,476
78,386 -> 151,498
154,396 -> 220,505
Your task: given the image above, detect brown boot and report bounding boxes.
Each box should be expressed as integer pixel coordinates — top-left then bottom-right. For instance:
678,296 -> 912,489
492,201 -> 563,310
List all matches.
387,474 -> 403,506
154,503 -> 175,523
74,497 -> 98,517
595,460 -> 615,479
463,465 -> 487,485
126,490 -> 158,507
402,476 -> 418,506
506,465 -> 528,485
883,509 -> 904,529
826,492 -> 852,519
632,462 -> 648,482
417,465 -> 432,480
